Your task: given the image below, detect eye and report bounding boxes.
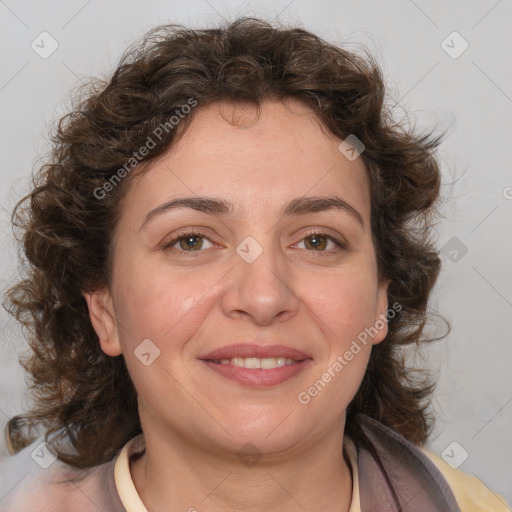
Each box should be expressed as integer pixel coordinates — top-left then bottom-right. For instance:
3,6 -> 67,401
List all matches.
162,230 -> 346,254
163,230 -> 214,252
295,231 -> 346,252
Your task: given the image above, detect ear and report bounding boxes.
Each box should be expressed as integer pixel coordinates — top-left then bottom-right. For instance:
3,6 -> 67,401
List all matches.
82,288 -> 122,357
372,280 -> 390,346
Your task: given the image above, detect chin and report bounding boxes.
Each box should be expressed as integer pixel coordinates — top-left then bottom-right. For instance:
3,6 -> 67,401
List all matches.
216,416 -> 308,454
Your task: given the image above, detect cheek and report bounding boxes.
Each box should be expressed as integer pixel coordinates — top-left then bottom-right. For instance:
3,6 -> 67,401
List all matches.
297,273 -> 379,416
309,270 -> 381,343
115,271 -> 214,400
113,258 -> 218,351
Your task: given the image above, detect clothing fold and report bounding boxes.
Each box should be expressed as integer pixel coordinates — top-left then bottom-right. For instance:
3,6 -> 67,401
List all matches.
357,413 -> 461,511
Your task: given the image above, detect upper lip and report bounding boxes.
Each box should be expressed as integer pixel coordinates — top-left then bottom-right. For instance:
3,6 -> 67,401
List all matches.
199,343 -> 312,361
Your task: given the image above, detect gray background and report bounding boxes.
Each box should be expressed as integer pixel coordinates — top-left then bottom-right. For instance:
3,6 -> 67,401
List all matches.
1,0 -> 511,504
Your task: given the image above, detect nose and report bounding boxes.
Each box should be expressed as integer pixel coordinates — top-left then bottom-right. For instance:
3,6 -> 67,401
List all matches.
220,239 -> 300,326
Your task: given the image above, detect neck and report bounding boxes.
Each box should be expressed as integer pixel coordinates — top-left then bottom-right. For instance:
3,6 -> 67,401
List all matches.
130,422 -> 353,512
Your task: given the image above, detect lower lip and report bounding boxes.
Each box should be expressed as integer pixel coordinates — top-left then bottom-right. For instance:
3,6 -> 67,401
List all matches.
200,360 -> 312,387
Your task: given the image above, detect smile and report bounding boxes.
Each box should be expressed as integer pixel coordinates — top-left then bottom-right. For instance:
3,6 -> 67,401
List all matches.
206,356 -> 300,369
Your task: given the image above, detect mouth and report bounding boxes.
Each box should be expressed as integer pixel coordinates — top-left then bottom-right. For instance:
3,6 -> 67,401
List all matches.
199,343 -> 312,387
204,356 -> 302,369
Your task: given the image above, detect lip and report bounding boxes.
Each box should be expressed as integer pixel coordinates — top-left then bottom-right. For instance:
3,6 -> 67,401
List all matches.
199,343 -> 311,361
201,359 -> 312,387
199,343 -> 312,388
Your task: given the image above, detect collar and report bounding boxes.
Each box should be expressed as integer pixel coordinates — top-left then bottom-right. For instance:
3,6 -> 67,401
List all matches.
114,435 -> 362,512
356,414 -> 460,511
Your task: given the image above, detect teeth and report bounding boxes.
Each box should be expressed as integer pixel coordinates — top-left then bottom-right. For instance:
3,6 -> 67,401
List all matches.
212,356 -> 298,369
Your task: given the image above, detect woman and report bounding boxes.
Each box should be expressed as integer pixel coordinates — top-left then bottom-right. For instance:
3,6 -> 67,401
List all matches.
1,17 -> 509,512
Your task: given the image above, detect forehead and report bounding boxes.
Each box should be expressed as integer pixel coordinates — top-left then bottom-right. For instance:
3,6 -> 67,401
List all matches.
125,99 -> 370,222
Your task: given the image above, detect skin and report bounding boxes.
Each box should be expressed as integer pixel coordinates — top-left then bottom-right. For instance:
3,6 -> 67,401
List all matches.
84,98 -> 389,512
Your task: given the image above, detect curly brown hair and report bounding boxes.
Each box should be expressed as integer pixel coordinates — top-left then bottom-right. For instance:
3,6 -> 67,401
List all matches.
3,17 -> 444,468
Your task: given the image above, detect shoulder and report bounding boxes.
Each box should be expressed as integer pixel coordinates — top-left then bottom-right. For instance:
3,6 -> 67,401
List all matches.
420,448 -> 511,512
0,438 -> 125,512
354,413 -> 510,511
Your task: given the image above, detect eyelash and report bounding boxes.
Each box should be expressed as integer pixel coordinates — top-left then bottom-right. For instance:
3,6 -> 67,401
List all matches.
162,229 -> 347,256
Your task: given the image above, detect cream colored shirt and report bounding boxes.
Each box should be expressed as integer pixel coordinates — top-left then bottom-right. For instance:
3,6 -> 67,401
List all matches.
114,435 -> 511,512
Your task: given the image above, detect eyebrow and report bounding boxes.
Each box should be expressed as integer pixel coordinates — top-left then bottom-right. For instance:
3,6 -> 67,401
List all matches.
139,195 -> 364,231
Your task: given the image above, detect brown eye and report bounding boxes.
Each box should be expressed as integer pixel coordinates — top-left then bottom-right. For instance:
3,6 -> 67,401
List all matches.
298,232 -> 344,252
164,232 -> 213,252
303,234 -> 329,251
178,235 -> 204,251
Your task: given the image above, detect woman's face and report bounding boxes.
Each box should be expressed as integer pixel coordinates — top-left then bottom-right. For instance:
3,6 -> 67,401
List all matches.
87,99 -> 388,456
